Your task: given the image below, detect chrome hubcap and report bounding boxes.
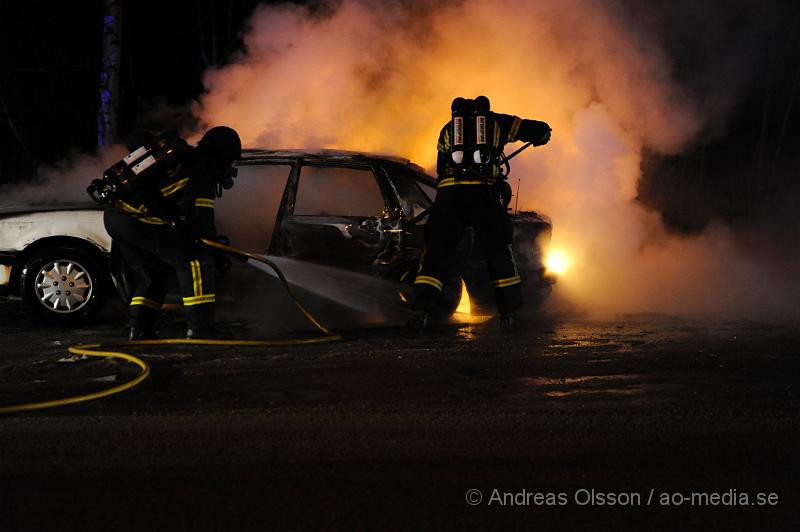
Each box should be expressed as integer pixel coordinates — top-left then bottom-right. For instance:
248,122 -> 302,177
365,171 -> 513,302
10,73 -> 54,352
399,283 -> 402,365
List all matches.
34,259 -> 93,313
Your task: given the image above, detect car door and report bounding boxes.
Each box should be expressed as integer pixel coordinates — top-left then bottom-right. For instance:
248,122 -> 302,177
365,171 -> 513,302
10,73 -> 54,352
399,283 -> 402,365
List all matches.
215,162 -> 294,253
274,163 -> 392,270
377,162 -> 436,251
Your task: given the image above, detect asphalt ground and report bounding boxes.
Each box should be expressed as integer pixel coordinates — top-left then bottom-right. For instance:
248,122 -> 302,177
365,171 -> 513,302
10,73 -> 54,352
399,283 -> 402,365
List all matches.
1,296 -> 799,531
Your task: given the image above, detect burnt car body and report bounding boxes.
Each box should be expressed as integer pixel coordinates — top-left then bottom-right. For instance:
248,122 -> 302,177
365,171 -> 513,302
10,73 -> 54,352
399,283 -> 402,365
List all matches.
0,149 -> 553,322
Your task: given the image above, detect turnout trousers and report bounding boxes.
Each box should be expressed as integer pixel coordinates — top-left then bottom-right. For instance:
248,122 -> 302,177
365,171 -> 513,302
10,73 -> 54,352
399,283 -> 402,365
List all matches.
104,208 -> 216,331
413,185 -> 522,314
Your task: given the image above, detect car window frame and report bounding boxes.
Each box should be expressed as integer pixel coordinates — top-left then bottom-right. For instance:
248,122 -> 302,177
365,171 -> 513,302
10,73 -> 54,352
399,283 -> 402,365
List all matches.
289,161 -> 393,219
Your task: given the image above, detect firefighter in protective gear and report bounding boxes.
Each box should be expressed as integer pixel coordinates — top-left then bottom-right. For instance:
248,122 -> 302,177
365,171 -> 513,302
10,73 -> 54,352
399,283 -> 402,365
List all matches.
103,126 -> 242,340
410,96 -> 551,332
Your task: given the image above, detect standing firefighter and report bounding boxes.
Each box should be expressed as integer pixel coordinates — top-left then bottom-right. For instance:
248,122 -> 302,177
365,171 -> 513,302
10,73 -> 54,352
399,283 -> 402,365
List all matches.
410,96 -> 551,332
98,126 -> 241,340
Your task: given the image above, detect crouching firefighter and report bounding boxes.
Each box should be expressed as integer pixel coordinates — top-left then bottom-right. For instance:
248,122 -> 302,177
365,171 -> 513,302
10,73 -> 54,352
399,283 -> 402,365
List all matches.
409,96 -> 551,332
89,126 -> 242,340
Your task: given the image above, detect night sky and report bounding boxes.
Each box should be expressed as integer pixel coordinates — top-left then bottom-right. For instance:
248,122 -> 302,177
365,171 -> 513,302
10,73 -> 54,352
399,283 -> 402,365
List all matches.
1,0 -> 798,243
0,1 -> 268,183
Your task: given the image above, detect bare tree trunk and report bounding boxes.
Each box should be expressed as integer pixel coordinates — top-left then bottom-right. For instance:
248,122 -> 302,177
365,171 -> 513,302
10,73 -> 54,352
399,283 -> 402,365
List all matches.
97,0 -> 121,147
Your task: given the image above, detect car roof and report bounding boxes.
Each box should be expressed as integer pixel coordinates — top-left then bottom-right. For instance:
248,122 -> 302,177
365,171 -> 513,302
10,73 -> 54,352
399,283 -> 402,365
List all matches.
241,149 -> 435,186
242,148 -> 412,165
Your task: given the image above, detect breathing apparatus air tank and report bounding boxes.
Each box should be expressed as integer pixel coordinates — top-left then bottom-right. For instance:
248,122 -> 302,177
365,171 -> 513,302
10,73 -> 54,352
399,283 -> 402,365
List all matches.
88,133 -> 191,206
450,97 -> 468,165
473,95 -> 491,165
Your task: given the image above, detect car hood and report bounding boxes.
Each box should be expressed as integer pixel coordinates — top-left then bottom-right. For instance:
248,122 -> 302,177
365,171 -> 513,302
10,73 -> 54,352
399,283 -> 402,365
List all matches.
0,201 -> 101,216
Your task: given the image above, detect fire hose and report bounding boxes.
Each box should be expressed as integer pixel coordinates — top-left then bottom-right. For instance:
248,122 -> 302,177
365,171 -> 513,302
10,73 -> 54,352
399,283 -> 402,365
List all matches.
0,239 -> 342,414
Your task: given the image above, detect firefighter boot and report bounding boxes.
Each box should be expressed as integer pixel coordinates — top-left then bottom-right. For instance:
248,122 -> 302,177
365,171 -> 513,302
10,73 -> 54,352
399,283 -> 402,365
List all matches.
406,310 -> 430,333
499,311 -> 516,333
128,305 -> 159,341
128,327 -> 158,341
185,303 -> 226,339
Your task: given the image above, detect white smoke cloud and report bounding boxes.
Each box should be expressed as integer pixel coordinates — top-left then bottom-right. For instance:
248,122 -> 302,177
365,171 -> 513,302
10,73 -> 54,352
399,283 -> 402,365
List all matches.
4,146 -> 127,206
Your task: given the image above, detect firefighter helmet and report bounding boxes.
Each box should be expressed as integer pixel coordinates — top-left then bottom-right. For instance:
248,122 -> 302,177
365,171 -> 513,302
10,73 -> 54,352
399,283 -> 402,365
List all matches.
197,126 -> 242,163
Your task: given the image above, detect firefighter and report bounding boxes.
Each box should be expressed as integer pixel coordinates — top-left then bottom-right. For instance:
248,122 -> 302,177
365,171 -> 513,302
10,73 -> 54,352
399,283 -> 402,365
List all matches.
103,126 -> 242,340
410,96 -> 551,332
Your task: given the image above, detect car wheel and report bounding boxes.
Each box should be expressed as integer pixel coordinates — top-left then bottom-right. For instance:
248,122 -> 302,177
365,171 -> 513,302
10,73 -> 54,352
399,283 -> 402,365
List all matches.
20,246 -> 108,323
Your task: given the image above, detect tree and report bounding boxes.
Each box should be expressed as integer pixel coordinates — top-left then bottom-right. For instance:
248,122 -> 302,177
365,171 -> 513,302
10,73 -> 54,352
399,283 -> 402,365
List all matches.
97,0 -> 121,147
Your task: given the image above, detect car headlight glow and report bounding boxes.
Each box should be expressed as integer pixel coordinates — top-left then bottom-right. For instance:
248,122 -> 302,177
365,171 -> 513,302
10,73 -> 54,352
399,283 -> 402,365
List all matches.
545,249 -> 572,276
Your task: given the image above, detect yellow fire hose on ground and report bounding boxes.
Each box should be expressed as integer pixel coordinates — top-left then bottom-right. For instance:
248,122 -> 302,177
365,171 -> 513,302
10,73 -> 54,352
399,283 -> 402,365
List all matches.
0,239 -> 342,414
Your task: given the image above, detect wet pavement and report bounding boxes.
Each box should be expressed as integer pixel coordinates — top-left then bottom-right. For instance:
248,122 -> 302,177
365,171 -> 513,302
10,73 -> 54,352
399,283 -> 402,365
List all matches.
1,296 -> 799,530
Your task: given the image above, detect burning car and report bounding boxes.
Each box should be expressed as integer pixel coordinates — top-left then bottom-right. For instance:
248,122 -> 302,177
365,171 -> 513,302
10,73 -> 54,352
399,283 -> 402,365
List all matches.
0,150 -> 553,323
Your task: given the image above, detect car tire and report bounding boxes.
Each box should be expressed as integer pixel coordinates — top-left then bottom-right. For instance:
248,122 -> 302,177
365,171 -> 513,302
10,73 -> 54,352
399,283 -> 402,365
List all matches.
20,245 -> 108,324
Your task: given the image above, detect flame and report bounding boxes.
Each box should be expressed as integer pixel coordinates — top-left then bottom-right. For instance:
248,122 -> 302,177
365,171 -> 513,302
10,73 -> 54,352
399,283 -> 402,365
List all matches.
455,281 -> 471,315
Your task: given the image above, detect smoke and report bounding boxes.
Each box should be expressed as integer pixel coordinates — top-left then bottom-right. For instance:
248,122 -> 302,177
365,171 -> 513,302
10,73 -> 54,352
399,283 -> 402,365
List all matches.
197,0 -> 700,155
191,0 -> 800,319
4,146 -> 127,206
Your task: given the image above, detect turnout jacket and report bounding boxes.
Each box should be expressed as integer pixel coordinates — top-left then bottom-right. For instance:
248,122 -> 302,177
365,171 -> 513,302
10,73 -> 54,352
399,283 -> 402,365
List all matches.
113,149 -> 218,238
